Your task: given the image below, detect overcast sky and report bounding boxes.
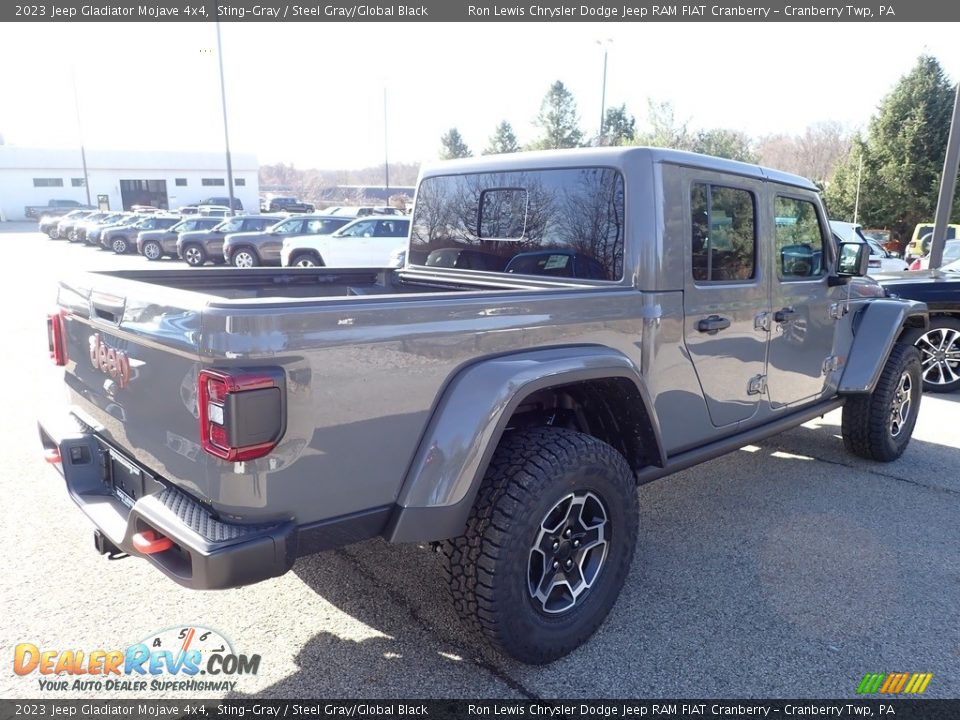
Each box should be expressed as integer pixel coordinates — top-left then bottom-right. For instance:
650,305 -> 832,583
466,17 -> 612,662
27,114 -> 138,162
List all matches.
2,22 -> 960,170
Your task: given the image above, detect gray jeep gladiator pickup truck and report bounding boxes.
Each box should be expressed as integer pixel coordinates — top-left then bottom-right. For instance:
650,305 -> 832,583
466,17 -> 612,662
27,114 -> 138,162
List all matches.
40,148 -> 926,664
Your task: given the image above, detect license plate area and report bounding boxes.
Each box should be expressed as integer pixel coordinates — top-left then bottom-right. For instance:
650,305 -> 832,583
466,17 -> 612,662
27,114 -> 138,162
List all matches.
100,443 -> 164,507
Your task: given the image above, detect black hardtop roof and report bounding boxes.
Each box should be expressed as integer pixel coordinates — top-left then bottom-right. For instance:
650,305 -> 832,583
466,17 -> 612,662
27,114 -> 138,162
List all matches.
419,146 -> 817,192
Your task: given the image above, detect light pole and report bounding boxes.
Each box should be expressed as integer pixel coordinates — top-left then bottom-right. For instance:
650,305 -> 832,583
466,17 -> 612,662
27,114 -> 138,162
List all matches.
71,66 -> 92,207
384,87 -> 390,195
215,20 -> 236,214
596,39 -> 613,141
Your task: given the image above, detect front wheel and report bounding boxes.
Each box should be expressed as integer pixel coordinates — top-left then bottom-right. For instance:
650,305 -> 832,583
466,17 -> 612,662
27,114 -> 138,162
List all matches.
231,248 -> 259,268
181,244 -> 206,267
441,427 -> 638,664
904,317 -> 960,393
142,240 -> 163,261
289,251 -> 322,267
112,236 -> 129,254
842,342 -> 922,462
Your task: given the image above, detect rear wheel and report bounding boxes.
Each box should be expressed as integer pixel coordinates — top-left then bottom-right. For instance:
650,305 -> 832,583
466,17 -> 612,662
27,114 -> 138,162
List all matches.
842,342 -> 922,461
181,244 -> 206,267
441,427 -> 638,664
232,248 -> 259,268
142,240 -> 163,261
289,251 -> 322,267
904,317 -> 960,393
112,236 -> 129,254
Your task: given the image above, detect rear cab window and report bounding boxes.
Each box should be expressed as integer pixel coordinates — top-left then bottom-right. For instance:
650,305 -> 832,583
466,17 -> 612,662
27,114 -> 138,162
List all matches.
409,167 -> 625,281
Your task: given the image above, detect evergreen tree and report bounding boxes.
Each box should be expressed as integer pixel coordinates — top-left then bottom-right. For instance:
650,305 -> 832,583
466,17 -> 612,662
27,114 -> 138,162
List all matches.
599,104 -> 636,146
484,120 -> 521,154
439,128 -> 471,159
824,55 -> 957,240
532,81 -> 584,150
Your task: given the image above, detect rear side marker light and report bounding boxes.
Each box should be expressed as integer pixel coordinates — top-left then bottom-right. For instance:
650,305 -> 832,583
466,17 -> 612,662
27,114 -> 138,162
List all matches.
132,530 -> 173,555
44,448 -> 62,464
47,311 -> 68,366
198,368 -> 286,462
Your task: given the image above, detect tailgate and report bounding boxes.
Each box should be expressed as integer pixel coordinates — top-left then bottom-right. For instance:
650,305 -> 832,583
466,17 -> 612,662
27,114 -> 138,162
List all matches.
56,274 -> 214,503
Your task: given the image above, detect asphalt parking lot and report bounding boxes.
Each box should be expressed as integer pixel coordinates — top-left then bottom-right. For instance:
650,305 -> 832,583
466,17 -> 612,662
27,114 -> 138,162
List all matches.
1,221 -> 958,700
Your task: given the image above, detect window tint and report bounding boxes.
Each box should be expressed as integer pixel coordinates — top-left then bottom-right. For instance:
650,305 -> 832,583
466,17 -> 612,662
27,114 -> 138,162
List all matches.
775,196 -> 826,279
305,218 -> 344,234
275,219 -> 304,234
410,167 -> 624,281
375,219 -> 409,237
691,183 -> 756,282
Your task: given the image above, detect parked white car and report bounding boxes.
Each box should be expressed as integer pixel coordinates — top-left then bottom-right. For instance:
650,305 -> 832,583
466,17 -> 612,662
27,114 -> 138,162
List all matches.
909,239 -> 960,270
830,220 -> 909,274
280,216 -> 410,267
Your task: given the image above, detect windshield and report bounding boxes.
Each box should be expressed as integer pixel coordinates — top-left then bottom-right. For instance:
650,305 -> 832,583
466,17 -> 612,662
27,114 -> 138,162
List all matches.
272,219 -> 302,233
215,218 -> 244,232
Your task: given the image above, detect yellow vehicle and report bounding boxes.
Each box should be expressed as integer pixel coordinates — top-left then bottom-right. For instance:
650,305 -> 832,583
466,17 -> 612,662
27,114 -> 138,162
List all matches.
905,222 -> 960,260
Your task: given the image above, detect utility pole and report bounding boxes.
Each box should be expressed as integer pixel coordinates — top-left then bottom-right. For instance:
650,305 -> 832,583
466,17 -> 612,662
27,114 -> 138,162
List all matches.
384,87 -> 390,195
216,20 -> 236,214
71,67 -> 92,206
930,82 -> 960,271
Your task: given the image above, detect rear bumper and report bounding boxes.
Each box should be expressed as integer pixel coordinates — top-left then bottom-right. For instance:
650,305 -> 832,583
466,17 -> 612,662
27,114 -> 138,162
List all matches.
38,412 -> 297,590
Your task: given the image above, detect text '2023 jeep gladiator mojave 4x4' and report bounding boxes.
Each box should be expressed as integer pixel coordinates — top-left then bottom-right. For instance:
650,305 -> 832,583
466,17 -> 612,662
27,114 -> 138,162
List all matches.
40,148 -> 926,664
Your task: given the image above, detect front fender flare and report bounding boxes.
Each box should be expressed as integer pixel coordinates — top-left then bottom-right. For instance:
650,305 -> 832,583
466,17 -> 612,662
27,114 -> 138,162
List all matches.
385,346 -> 663,543
838,298 -> 927,394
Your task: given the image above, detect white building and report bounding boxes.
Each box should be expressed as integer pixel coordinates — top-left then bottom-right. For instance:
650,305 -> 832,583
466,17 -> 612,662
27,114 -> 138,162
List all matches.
0,147 -> 259,220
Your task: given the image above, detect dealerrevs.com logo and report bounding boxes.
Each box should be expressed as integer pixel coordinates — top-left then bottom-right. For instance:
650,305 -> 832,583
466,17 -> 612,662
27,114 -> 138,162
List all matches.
13,626 -> 260,693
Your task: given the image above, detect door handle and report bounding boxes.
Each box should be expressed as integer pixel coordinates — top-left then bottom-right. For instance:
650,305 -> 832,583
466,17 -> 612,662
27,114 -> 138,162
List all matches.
697,315 -> 731,334
775,307 -> 798,323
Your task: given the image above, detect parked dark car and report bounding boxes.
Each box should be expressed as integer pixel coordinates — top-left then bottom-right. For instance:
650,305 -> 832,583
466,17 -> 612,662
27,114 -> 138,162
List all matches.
105,215 -> 181,254
177,215 -> 278,267
876,260 -> 960,392
25,198 -> 90,220
222,215 -> 349,267
138,216 -> 222,260
79,213 -> 131,245
504,250 -> 608,280
199,196 -> 243,211
266,197 -> 315,213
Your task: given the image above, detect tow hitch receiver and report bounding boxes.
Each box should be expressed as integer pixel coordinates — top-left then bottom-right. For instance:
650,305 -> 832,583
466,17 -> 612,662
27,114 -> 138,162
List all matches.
93,529 -> 122,557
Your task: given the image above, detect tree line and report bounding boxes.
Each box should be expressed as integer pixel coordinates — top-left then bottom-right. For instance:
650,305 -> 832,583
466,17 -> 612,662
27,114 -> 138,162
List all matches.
441,57 -> 960,243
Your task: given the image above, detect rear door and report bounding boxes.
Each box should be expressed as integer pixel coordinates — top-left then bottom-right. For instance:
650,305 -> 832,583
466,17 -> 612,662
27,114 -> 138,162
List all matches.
682,172 -> 769,428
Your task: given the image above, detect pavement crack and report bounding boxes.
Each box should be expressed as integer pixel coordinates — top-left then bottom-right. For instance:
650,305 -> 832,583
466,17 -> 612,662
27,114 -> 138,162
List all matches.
808,454 -> 960,496
333,547 -> 540,700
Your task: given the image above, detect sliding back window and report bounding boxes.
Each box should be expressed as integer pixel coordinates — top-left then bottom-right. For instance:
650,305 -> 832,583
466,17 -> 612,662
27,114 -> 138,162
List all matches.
409,167 -> 625,281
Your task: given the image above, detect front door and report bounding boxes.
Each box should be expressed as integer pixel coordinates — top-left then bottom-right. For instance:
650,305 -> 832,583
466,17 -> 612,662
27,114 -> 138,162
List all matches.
765,193 -> 837,408
682,175 -> 769,428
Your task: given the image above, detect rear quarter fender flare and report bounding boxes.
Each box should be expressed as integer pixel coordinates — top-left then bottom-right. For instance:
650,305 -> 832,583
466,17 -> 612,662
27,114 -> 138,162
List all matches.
385,346 -> 665,543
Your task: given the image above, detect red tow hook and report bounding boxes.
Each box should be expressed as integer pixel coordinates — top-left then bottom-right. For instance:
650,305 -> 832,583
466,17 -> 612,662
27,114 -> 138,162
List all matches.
44,448 -> 62,464
132,530 -> 173,555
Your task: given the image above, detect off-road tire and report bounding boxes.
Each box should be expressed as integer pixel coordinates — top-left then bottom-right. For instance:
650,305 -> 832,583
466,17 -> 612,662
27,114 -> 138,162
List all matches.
842,342 -> 921,461
903,317 -> 960,393
441,426 -> 638,664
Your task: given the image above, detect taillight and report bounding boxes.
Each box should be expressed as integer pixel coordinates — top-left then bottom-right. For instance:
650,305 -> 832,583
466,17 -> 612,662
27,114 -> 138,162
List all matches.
198,368 -> 285,462
47,311 -> 68,366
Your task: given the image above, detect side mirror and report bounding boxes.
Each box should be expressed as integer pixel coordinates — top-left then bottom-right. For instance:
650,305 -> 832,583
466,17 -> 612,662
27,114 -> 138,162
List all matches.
836,241 -> 870,277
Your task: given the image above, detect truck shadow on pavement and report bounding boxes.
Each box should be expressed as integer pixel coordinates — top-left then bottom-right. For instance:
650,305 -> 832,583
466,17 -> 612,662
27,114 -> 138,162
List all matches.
229,417 -> 960,699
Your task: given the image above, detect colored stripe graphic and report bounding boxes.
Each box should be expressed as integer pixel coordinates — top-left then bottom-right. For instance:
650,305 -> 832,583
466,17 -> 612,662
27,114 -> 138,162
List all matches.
857,672 -> 932,695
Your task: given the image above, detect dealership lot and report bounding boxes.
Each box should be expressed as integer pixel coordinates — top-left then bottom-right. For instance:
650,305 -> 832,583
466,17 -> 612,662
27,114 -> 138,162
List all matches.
2,221 -> 958,699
